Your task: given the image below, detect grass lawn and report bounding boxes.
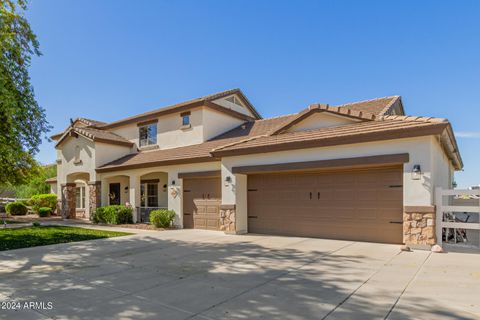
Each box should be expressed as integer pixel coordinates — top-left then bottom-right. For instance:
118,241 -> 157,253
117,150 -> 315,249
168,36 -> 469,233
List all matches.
0,226 -> 132,251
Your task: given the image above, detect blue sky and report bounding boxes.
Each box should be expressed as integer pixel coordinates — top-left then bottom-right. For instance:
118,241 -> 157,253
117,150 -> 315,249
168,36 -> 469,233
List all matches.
27,0 -> 479,188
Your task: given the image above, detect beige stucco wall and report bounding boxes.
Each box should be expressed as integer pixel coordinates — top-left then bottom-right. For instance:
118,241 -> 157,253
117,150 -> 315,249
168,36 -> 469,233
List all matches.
56,136 -> 96,186
94,142 -> 133,168
203,108 -> 245,141
287,112 -> 359,132
212,95 -> 254,117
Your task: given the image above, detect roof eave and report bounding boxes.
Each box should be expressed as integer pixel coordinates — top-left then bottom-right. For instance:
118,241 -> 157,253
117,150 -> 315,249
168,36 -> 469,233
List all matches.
211,123 -> 448,158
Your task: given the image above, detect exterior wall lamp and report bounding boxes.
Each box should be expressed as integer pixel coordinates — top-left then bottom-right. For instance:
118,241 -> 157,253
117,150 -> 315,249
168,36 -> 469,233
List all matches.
411,165 -> 422,180
225,176 -> 232,186
171,180 -> 176,185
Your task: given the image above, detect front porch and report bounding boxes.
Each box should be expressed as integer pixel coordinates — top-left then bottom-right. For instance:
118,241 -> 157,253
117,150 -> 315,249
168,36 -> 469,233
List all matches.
62,170 -> 175,224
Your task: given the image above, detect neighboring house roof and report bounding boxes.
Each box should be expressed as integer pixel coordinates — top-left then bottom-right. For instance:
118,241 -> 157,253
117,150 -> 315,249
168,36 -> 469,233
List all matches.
55,126 -> 134,148
45,177 -> 57,184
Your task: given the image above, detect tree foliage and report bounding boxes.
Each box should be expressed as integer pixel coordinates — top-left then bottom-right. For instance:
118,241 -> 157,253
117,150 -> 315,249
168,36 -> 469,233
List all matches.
0,0 -> 50,185
13,164 -> 56,198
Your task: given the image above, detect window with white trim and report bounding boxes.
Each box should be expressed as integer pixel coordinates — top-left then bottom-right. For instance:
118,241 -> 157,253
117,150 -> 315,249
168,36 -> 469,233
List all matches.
139,124 -> 157,147
140,183 -> 158,207
75,186 -> 86,209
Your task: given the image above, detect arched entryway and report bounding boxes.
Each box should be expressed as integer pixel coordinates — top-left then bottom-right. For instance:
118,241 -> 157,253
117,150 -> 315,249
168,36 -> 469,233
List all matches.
63,172 -> 90,219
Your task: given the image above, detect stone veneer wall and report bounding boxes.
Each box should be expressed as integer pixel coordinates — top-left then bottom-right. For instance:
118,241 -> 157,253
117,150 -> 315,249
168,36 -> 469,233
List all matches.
61,183 -> 76,219
403,206 -> 436,247
220,205 -> 236,233
87,181 -> 101,220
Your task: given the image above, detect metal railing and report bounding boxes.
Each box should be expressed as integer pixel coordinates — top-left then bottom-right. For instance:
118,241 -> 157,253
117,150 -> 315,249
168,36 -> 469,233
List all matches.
136,207 -> 168,223
435,188 -> 480,246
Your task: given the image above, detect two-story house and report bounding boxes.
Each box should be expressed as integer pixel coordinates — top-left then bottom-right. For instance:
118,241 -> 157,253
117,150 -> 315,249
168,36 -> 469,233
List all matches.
49,88 -> 462,248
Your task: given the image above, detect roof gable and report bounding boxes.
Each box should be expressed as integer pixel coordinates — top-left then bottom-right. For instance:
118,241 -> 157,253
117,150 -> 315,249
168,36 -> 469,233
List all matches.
55,127 -> 133,148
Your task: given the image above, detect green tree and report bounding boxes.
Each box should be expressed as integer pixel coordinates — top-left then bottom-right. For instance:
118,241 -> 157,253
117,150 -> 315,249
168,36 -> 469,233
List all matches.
14,164 -> 56,198
0,0 -> 50,186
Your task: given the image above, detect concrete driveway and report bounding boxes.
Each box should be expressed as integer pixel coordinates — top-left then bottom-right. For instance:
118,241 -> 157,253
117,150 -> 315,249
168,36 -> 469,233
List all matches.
0,228 -> 479,320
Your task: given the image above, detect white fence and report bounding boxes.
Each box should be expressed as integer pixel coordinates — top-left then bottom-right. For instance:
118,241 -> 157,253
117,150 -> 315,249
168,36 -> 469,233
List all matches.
435,188 -> 480,246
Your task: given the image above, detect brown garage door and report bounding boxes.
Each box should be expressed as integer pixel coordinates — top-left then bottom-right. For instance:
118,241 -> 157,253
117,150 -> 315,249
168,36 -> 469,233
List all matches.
247,166 -> 403,243
183,177 -> 221,230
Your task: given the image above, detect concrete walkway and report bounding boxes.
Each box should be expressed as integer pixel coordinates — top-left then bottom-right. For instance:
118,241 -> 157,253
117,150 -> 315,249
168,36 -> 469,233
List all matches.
0,228 -> 478,320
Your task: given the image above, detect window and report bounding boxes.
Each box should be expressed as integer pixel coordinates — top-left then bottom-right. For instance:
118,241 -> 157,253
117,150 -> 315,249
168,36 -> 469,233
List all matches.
139,124 -> 157,147
180,111 -> 191,127
75,186 -> 85,209
182,114 -> 190,126
140,183 -> 158,207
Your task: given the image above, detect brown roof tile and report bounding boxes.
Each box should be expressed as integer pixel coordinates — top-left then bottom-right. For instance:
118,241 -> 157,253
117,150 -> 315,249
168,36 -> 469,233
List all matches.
56,127 -> 134,148
211,118 -> 449,156
332,96 -> 401,115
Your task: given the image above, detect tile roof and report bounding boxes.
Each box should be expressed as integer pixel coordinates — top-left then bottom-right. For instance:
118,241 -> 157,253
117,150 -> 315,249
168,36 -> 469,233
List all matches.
332,96 -> 402,115
97,115 -> 296,172
211,116 -> 450,156
56,127 -> 134,148
91,94 -> 461,172
98,88 -> 261,129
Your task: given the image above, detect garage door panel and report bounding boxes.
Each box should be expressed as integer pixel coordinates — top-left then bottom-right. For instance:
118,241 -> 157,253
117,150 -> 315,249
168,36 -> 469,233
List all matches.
248,167 -> 403,244
184,178 -> 221,230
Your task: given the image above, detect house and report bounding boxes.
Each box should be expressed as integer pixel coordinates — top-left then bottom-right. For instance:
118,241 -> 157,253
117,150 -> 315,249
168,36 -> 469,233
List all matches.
50,89 -> 462,248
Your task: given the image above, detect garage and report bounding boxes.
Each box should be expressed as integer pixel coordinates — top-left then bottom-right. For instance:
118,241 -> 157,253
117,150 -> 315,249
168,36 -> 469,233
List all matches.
182,176 -> 221,230
247,166 -> 403,243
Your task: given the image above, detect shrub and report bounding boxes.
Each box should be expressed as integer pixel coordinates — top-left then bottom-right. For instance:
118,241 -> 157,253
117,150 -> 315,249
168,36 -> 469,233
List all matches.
6,202 -> 28,216
38,207 -> 52,217
30,194 -> 57,213
91,205 -> 133,225
150,209 -> 176,228
32,221 -> 41,227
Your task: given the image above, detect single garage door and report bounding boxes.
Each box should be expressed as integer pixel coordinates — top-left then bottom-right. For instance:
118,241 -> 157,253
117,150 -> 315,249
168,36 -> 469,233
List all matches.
247,166 -> 403,243
183,177 -> 221,230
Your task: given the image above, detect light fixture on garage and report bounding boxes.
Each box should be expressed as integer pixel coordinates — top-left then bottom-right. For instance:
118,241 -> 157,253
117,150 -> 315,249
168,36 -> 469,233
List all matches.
225,176 -> 232,186
171,180 -> 176,185
411,165 -> 422,180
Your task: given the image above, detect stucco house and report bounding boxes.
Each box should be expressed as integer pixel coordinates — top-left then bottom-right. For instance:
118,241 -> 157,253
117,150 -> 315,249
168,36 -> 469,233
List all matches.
48,89 -> 462,247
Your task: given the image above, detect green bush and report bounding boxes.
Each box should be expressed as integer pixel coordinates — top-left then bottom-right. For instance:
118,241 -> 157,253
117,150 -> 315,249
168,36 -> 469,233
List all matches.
38,207 -> 52,217
91,205 -> 133,225
6,202 -> 28,216
150,209 -> 176,228
32,221 -> 41,227
30,194 -> 57,213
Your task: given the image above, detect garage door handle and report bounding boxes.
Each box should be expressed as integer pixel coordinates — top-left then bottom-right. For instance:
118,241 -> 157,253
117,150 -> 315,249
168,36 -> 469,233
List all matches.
317,192 -> 320,199
184,213 -> 191,216
309,192 -> 312,200
389,221 -> 403,224
248,216 -> 258,219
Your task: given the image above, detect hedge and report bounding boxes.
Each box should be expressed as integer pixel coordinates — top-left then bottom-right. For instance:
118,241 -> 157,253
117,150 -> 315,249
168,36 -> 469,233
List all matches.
38,207 -> 53,218
30,194 -> 57,213
92,205 -> 133,224
150,209 -> 176,228
6,202 -> 28,216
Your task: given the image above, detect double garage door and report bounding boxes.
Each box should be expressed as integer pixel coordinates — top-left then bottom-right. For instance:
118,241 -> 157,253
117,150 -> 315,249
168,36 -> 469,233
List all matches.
247,166 -> 403,244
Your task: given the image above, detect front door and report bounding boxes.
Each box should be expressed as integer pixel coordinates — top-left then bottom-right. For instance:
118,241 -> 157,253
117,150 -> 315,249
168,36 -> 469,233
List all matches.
109,183 -> 121,205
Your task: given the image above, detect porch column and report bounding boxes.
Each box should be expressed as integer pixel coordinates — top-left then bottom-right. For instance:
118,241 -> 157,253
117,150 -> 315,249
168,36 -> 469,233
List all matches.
61,183 -> 76,219
88,181 -> 101,218
129,175 -> 141,223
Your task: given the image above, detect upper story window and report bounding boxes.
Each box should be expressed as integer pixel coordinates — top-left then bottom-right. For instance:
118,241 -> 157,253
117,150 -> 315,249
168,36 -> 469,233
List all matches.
139,123 -> 157,147
180,111 -> 191,127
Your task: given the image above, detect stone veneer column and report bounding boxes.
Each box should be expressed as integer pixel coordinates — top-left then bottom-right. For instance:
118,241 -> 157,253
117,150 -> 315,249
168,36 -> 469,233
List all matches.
219,204 -> 236,234
88,181 -> 101,219
61,183 -> 76,219
403,206 -> 436,248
